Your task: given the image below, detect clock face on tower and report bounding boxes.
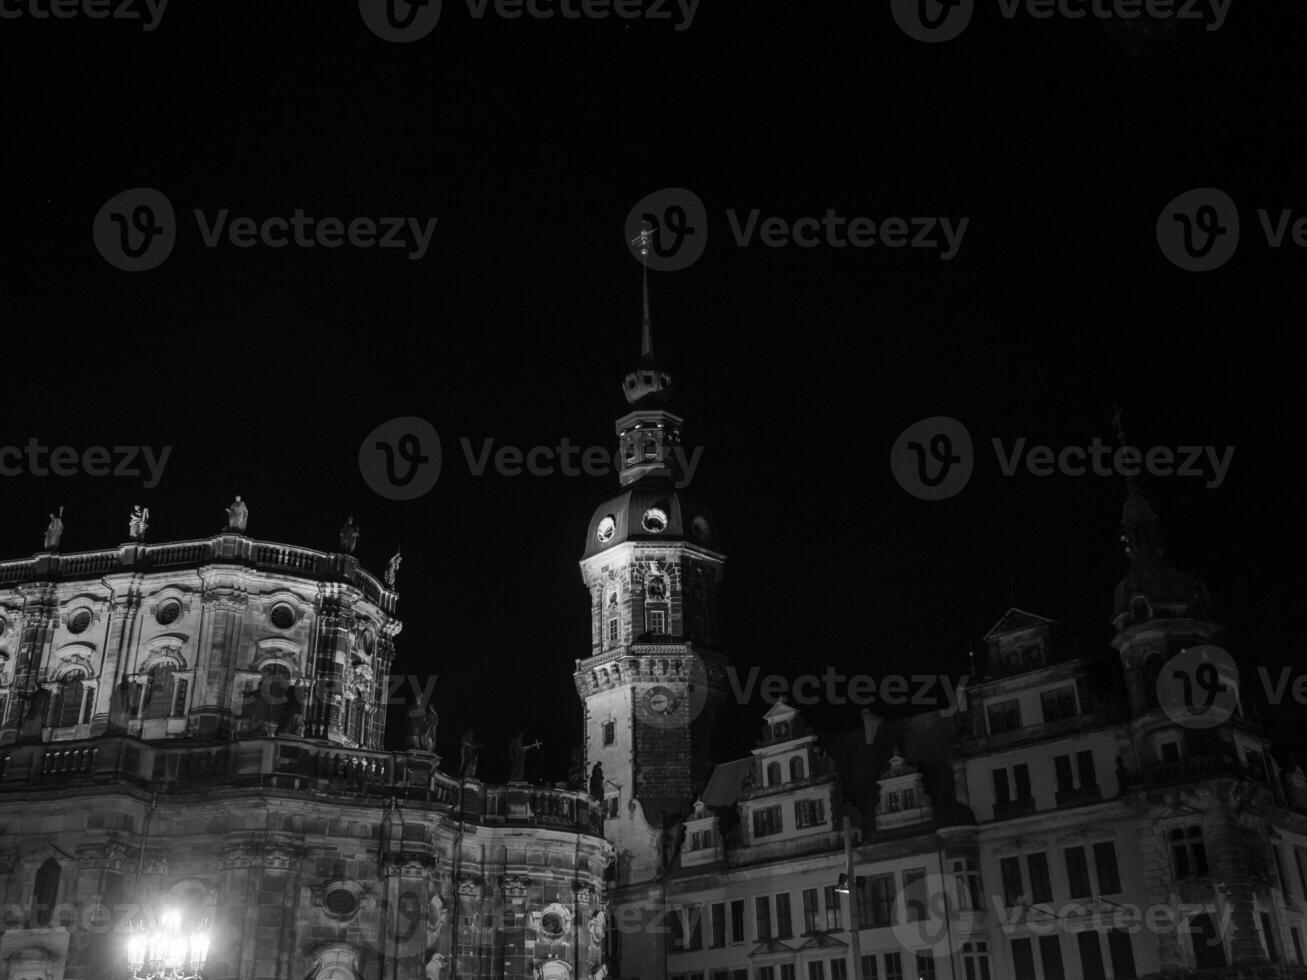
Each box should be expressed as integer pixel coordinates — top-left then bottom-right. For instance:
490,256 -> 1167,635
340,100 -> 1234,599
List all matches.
644,685 -> 678,717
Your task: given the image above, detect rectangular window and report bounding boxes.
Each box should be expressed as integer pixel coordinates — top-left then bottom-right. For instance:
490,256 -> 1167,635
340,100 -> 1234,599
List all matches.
1170,825 -> 1209,877
803,888 -> 820,934
758,972 -> 775,980
1065,846 -> 1091,898
1077,750 -> 1097,788
807,963 -> 825,980
647,609 -> 666,633
987,699 -> 1022,734
602,720 -> 615,745
776,893 -> 793,939
884,953 -> 903,980
605,795 -> 619,818
1093,842 -> 1122,894
1014,763 -> 1031,800
781,967 -> 796,980
756,896 -> 771,941
607,619 -> 618,643
1191,913 -> 1227,969
710,903 -> 725,947
753,805 -> 783,838
795,798 -> 826,828
963,942 -> 991,980
860,956 -> 878,980
1041,686 -> 1077,722
1076,931 -> 1106,980
830,960 -> 848,980
1027,852 -> 1052,904
1160,739 -> 1181,762
1292,926 -> 1303,964
950,858 -> 982,910
1011,938 -> 1036,980
823,885 -> 843,930
1262,911 -> 1279,963
1001,856 -> 1024,906
1038,934 -> 1065,980
992,767 -> 1010,803
1107,929 -> 1137,979
169,678 -> 187,718
730,900 -> 745,943
902,868 -> 926,923
870,874 -> 894,926
916,953 -> 936,980
687,905 -> 703,950
1054,754 -> 1074,793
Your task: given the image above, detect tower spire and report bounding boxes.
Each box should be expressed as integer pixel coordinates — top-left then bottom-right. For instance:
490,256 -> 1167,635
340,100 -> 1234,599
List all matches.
632,224 -> 654,359
1113,405 -> 1162,564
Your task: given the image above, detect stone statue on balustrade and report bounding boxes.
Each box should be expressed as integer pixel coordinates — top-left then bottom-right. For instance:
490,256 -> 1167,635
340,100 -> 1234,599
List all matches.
460,729 -> 482,779
406,701 -> 439,753
128,505 -> 149,542
43,507 -> 64,549
225,495 -> 248,532
339,516 -> 360,554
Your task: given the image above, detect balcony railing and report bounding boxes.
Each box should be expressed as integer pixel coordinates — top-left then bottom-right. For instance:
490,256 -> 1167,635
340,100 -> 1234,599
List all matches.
1054,784 -> 1103,807
0,535 -> 396,613
993,796 -> 1037,819
0,735 -> 603,835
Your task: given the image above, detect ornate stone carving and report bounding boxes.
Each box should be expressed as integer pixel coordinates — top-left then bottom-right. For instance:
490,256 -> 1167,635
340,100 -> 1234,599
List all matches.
501,874 -> 531,899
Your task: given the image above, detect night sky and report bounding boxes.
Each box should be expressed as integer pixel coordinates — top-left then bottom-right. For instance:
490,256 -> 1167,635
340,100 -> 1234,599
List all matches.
2,1 -> 1306,783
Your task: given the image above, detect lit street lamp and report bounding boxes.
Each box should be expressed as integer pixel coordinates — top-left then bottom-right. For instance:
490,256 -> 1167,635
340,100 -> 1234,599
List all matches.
126,908 -> 210,979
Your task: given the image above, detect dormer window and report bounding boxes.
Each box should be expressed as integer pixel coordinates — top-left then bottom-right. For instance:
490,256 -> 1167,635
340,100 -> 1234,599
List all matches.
789,756 -> 805,780
766,761 -> 782,786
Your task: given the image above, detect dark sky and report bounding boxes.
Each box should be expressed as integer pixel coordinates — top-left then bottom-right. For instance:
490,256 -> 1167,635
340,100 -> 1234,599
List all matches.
2,1 -> 1306,782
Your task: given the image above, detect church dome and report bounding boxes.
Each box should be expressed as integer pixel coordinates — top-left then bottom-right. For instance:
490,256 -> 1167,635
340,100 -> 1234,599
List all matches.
582,475 -> 720,560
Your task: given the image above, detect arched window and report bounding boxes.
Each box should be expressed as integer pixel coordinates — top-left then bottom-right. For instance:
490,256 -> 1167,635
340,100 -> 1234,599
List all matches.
790,756 -> 805,781
52,674 -> 91,728
30,858 -> 60,927
143,664 -> 186,719
766,761 -> 782,786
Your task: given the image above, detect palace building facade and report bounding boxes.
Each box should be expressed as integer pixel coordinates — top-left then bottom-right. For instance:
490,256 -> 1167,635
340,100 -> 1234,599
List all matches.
0,531 -> 612,980
572,287 -> 1307,980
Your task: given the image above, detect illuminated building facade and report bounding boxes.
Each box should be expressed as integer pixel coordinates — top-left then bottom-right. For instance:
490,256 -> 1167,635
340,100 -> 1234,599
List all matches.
0,531 -> 612,980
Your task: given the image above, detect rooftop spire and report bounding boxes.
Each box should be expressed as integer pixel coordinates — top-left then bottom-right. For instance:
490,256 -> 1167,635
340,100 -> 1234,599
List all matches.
632,224 -> 654,359
1113,405 -> 1162,564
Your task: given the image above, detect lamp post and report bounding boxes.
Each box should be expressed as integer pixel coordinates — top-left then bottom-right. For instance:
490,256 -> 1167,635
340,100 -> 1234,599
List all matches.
837,813 -> 863,980
126,908 -> 210,979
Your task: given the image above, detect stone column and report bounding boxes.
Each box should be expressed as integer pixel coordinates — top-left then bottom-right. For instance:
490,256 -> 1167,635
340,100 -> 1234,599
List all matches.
1210,798 -> 1267,966
5,591 -> 56,743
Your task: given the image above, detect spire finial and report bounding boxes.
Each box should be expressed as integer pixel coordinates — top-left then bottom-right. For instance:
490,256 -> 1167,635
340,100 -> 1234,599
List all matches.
630,224 -> 654,359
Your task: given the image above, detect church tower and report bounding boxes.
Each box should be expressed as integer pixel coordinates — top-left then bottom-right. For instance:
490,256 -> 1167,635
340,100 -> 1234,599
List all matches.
573,236 -> 728,977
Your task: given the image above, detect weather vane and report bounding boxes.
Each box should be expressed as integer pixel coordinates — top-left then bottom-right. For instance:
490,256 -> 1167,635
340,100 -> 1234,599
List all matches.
629,223 -> 654,256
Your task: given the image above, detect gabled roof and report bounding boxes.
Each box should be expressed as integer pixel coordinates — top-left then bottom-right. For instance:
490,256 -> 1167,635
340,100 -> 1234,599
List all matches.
794,932 -> 848,950
748,939 -> 799,958
985,607 -> 1058,640
763,698 -> 798,723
